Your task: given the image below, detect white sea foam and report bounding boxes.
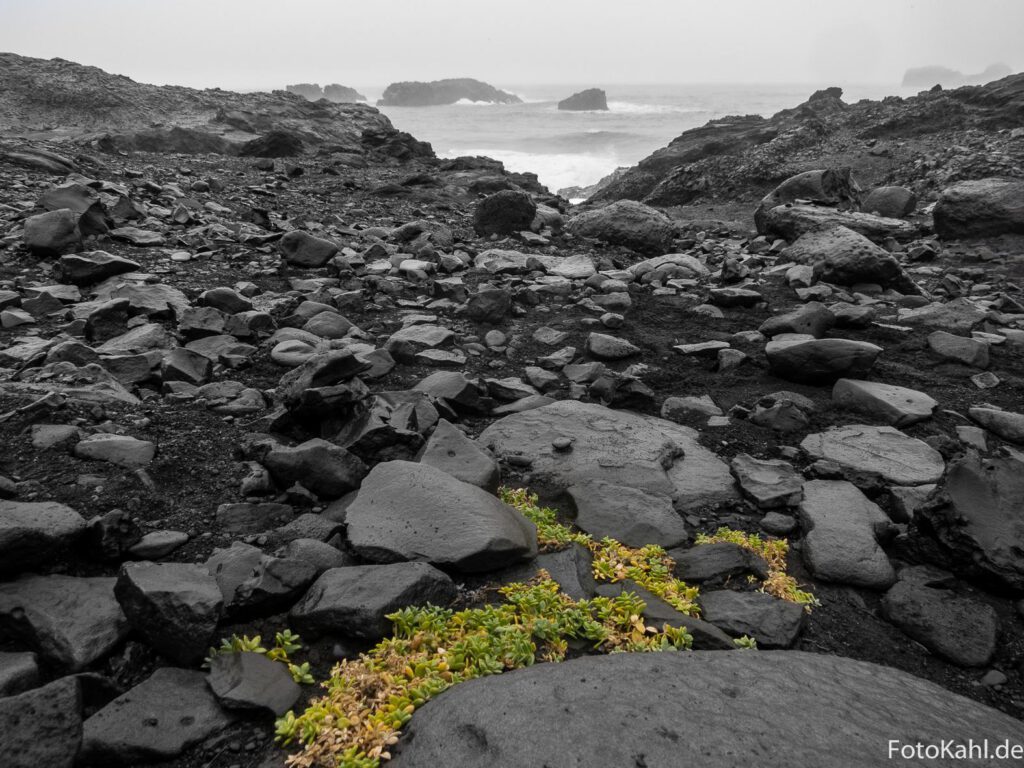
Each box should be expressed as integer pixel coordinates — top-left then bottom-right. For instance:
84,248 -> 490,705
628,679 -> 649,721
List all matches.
453,98 -> 500,106
607,101 -> 707,115
445,147 -> 619,194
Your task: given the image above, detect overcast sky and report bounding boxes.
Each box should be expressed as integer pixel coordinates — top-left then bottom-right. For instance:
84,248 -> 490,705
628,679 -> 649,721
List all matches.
1,0 -> 1021,91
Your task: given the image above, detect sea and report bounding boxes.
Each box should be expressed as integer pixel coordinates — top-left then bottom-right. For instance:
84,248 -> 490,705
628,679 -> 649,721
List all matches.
370,83 -> 920,196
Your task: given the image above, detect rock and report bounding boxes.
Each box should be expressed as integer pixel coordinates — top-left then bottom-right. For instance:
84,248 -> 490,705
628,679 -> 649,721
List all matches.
0,575 -> 129,670
549,254 -> 596,279
279,230 -> 339,267
289,563 -> 456,639
276,349 -> 370,418
198,287 -> 253,314
800,425 -> 945,486
57,251 -> 140,286
758,302 -> 834,338
697,590 -> 807,648
913,453 -> 1024,591
80,668 -> 231,766
378,78 -> 522,106
384,324 -> 455,363
479,401 -> 737,510
798,480 -> 896,589
413,371 -> 489,414
160,347 -> 213,385
109,226 -> 164,246
832,379 -> 937,426
668,542 -> 770,584
661,395 -> 723,420
418,419 -> 500,492
473,191 -> 537,236
465,287 -> 512,323
0,676 -> 82,768
74,434 -> 155,468
558,88 -> 608,111
862,186 -> 917,218
898,297 -> 990,332
207,652 -> 301,716
927,330 -> 989,367
282,538 -> 353,574
881,567 -> 998,667
345,461 -> 537,572
753,169 -> 860,233
585,332 -> 640,360
730,454 -> 804,508
761,204 -> 918,243
933,178 -> 1024,238
388,651 -> 1024,768
566,200 -> 677,254
0,500 -> 86,574
263,438 -> 368,499
215,502 -> 294,535
22,208 -> 80,256
496,543 -> 596,602
765,337 -> 881,384
206,542 -> 317,616
0,652 -> 39,696
566,481 -> 688,548
969,407 -> 1024,444
114,562 -> 223,665
785,226 -> 917,291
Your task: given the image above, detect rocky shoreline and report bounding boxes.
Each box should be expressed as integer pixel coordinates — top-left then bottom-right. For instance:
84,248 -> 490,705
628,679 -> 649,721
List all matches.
1,54 -> 1024,768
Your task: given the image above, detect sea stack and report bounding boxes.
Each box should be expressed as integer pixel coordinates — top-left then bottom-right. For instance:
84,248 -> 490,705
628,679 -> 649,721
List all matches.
558,88 -> 609,111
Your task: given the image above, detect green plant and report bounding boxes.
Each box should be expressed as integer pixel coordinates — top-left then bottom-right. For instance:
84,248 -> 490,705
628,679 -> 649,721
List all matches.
733,635 -> 758,650
207,631 -> 315,684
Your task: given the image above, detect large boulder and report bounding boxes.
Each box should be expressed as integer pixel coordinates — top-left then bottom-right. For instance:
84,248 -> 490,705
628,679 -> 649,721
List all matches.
760,204 -> 918,242
558,88 -> 609,111
472,191 -> 537,237
0,501 -> 86,574
279,230 -> 339,267
566,200 -> 677,254
345,461 -> 537,572
478,400 -> 737,510
22,208 -> 81,256
785,226 -> 919,292
0,676 -> 82,768
933,178 -> 1024,238
753,168 -> 861,234
697,590 -> 807,648
912,453 -> 1024,591
800,425 -> 945,486
389,651 -> 1024,767
831,379 -> 937,427
262,438 -> 367,499
862,186 -> 917,218
765,337 -> 881,384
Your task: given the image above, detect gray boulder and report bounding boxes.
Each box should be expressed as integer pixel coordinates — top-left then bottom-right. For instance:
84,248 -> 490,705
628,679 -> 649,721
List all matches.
0,676 -> 81,768
832,379 -> 937,427
472,191 -> 537,236
668,542 -> 770,584
761,204 -> 918,242
388,652 -> 1024,768
418,419 -> 500,492
345,461 -> 536,572
800,425 -> 945,486
765,336 -> 881,384
933,177 -> 1024,238
289,563 -> 456,639
566,200 -> 677,254
0,500 -> 86,574
862,186 -> 917,218
753,168 -> 861,234
697,590 -> 807,648
262,438 -> 367,499
207,651 -> 301,715
57,251 -> 140,286
279,230 -> 339,267
567,480 -> 688,548
23,208 -> 80,256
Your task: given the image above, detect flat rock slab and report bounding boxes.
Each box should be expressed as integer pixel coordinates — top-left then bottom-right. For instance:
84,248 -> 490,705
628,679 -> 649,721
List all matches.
832,378 -> 937,427
289,563 -> 456,639
765,337 -> 881,384
80,668 -> 231,766
800,424 -> 945,486
478,400 -> 737,510
798,480 -> 896,589
0,574 -> 129,670
391,651 -> 1024,767
74,434 -> 156,468
881,567 -> 999,667
418,418 -> 500,492
207,651 -> 301,716
345,460 -> 536,572
567,480 -> 688,548
0,676 -> 82,768
668,542 -> 770,584
730,453 -> 803,508
0,500 -> 86,574
969,407 -> 1024,445
697,590 -> 806,648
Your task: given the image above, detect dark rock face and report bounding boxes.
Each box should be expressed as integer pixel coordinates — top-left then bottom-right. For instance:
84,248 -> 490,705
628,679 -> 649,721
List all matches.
697,590 -> 807,648
286,83 -> 368,103
753,168 -> 861,234
0,500 -> 86,574
472,190 -> 537,236
933,178 -> 1024,238
558,88 -> 608,111
378,78 -> 522,107
207,651 -> 301,715
565,199 -> 677,254
389,652 -> 1024,768
238,130 -> 305,157
0,676 -> 82,768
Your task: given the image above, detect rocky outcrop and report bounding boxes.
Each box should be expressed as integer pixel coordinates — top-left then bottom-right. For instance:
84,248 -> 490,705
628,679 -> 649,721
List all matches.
378,78 -> 522,106
902,63 -> 1014,88
557,88 -> 608,111
286,83 -> 367,103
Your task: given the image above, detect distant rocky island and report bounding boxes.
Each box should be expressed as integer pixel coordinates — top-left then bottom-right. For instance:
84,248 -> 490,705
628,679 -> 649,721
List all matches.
377,78 -> 522,106
902,63 -> 1013,88
558,88 -> 608,111
285,82 -> 367,103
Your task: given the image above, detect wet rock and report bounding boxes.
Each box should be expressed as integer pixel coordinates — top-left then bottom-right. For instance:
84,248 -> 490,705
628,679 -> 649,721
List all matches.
480,401 -> 737,510
831,379 -> 937,426
0,574 -> 129,670
0,676 -> 82,768
207,651 -> 301,716
418,419 -> 500,492
730,453 -> 803,508
927,330 -> 989,368
800,425 -> 945,486
80,668 -> 231,766
263,438 -> 368,499
567,480 -> 688,548
109,226 -> 164,246
765,336 -> 881,384
798,480 -> 896,589
881,566 -> 998,667
345,460 -> 536,572
279,230 -> 339,267
114,562 -> 223,665
933,178 -> 1024,238
388,651 -> 1024,768
795,225 -> 921,290
565,200 -> 677,254
472,190 -> 537,236
23,208 -> 80,256
0,500 -> 86,574
697,590 -> 806,648
289,563 -> 456,639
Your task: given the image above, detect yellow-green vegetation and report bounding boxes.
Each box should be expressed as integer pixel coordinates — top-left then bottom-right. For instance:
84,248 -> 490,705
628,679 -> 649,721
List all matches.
276,490 -> 809,768
694,526 -> 819,609
206,629 -> 314,684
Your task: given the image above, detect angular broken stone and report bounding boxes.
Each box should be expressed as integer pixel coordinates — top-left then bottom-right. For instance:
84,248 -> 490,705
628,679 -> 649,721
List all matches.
207,651 -> 301,716
567,480 -> 688,548
831,379 -> 937,427
730,453 -> 803,508
0,500 -> 86,574
800,425 -> 944,486
418,419 -> 500,492
697,590 -> 807,648
765,337 -> 881,384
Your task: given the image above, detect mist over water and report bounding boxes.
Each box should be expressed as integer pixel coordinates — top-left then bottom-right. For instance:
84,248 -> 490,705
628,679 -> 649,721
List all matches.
377,82 -> 920,194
